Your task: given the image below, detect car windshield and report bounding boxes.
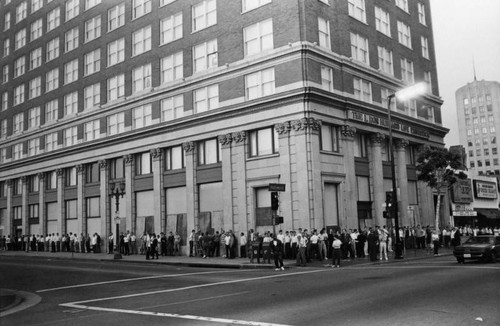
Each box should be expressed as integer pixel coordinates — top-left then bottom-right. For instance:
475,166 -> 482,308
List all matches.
465,237 -> 494,245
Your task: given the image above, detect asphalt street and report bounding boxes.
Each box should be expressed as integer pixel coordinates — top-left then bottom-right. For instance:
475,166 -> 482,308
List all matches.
1,253 -> 499,326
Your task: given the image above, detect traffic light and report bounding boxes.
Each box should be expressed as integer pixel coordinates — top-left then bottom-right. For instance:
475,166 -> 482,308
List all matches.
385,191 -> 393,207
271,192 -> 279,211
275,216 -> 284,224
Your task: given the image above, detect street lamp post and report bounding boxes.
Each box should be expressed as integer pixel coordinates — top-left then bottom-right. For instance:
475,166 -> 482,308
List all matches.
386,82 -> 427,260
110,181 -> 125,260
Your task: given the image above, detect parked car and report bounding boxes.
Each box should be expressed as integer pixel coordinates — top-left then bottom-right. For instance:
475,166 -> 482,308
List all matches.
453,235 -> 500,263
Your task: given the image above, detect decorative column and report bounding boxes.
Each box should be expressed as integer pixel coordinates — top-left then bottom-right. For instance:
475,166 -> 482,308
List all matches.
340,125 -> 357,229
218,133 -> 234,232
124,154 -> 134,234
395,139 -> 409,227
38,173 -> 46,236
183,142 -> 197,235
231,131 -> 248,234
289,117 -> 322,230
76,164 -> 84,237
98,160 -> 108,239
21,176 -> 29,235
275,122 -> 293,229
6,180 -> 12,236
370,133 -> 386,227
56,168 -> 64,235
150,148 -> 164,233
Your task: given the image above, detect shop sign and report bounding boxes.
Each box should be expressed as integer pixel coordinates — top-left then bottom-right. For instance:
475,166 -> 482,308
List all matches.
452,179 -> 473,204
473,180 -> 498,199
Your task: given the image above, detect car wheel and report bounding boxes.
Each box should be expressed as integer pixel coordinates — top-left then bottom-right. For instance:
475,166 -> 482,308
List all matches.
491,252 -> 497,263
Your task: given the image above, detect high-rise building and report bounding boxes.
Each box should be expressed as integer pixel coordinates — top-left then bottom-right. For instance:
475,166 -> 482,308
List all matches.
0,0 -> 448,251
455,79 -> 500,178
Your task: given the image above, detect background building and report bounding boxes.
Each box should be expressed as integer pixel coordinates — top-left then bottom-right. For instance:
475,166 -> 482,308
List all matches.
0,0 -> 448,253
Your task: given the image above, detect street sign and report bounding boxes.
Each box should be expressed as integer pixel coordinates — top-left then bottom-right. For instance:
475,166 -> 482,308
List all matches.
268,183 -> 286,192
452,210 -> 477,217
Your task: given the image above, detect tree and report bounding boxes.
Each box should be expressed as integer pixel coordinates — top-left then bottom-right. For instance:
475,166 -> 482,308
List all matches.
416,145 -> 468,231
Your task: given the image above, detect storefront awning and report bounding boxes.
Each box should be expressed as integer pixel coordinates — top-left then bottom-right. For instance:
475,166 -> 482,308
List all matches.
474,208 -> 500,220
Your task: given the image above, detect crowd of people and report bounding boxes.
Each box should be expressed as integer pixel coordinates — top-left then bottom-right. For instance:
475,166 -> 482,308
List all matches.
2,225 -> 498,266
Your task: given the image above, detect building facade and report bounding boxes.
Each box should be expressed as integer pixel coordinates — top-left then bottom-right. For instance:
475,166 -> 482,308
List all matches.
0,0 -> 448,252
455,79 -> 500,178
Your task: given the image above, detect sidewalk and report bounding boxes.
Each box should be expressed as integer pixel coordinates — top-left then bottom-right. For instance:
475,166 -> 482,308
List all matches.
0,247 -> 453,269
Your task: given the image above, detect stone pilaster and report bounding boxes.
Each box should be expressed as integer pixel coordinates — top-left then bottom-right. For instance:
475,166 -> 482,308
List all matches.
369,133 -> 386,227
124,155 -> 134,234
275,122 -> 293,229
98,160 -> 108,238
150,148 -> 163,233
76,165 -> 84,237
218,133 -> 234,232
340,125 -> 357,229
183,142 -> 197,235
231,131 -> 247,236
56,168 -> 64,235
21,176 -> 29,235
395,139 -> 409,227
38,173 -> 46,236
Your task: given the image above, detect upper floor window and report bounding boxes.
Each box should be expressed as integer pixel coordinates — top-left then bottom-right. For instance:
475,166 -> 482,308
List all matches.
245,68 -> 275,100
16,2 -> 28,23
45,99 -> 59,123
84,119 -> 100,141
353,77 -> 372,103
84,83 -> 100,110
65,27 -> 79,52
132,104 -> 153,129
424,71 -> 432,92
64,126 -> 78,147
84,49 -> 101,76
107,112 -> 125,135
64,91 -> 78,116
160,12 -> 183,45
374,6 -> 390,37
193,39 -> 218,73
1,65 -> 8,84
161,94 -> 184,122
421,36 -> 429,59
66,0 -> 80,21
132,64 -> 152,92
110,157 -> 125,179
13,112 -> 24,134
242,0 -> 271,12
244,19 -> 273,57
15,28 -> 27,50
132,0 -> 151,20
161,51 -> 183,84
85,162 -> 100,184
85,16 -> 101,42
350,33 -> 369,64
28,138 -> 40,157
348,0 -> 366,23
135,152 -> 152,175
85,0 -> 101,11
354,134 -> 368,158
28,107 -> 41,129
13,143 -> 24,160
194,84 -> 219,113
46,68 -> 60,92
396,0 -> 409,13
160,0 -> 177,6
321,66 -> 333,92
321,124 -> 339,152
3,39 -> 10,57
318,17 -> 331,50
46,171 -> 57,190
14,84 -> 25,106
198,138 -> 221,165
65,167 -> 77,186
397,21 -> 412,48
132,25 -> 152,56
249,127 -> 279,157
14,56 -> 26,78
64,59 -> 79,85
31,19 -> 43,41
32,0 -> 43,13
400,58 -> 414,84
107,38 -> 125,67
108,3 -> 125,31
46,37 -> 60,62
47,7 -> 61,32
4,12 -> 11,31
107,74 -> 125,101
165,145 -> 185,170
192,0 -> 217,32
45,132 -> 58,152
30,47 -> 42,70
378,46 -> 393,75
418,3 -> 426,25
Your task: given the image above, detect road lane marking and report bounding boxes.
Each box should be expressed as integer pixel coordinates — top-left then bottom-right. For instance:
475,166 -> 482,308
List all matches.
37,270 -> 250,293
141,291 -> 250,310
60,304 -> 292,326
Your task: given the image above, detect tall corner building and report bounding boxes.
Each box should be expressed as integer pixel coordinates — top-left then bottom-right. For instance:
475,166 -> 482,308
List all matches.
455,79 -> 500,178
0,0 -> 448,250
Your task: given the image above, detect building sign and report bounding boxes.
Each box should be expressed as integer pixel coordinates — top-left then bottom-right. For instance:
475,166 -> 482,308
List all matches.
348,110 -> 429,139
452,179 -> 473,204
452,204 -> 477,217
473,180 -> 498,199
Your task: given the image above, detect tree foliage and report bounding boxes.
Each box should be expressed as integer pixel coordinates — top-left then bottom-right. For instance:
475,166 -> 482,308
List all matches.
416,145 -> 468,188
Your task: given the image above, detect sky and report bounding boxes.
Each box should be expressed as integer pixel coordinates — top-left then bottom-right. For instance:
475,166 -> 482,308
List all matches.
430,0 -> 500,147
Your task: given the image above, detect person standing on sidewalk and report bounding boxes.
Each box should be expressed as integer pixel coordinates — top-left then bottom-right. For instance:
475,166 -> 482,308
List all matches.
296,233 -> 307,267
108,232 -> 114,254
379,226 -> 389,261
239,232 -> 247,258
432,230 -> 440,256
269,234 -> 284,271
331,235 -> 342,268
